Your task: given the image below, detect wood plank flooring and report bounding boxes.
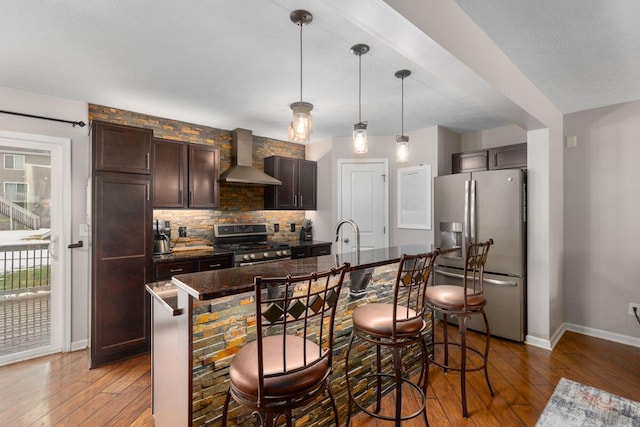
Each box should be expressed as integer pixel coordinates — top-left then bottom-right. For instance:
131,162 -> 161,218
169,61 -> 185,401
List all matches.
0,327 -> 638,426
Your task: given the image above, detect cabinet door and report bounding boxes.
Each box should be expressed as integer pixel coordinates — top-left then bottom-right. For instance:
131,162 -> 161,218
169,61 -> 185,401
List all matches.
93,121 -> 152,175
197,254 -> 233,271
155,260 -> 194,281
153,139 -> 187,208
264,156 -> 298,209
188,144 -> 220,208
310,244 -> 331,257
489,143 -> 527,170
297,160 -> 317,210
290,246 -> 310,259
92,172 -> 152,368
452,151 -> 488,174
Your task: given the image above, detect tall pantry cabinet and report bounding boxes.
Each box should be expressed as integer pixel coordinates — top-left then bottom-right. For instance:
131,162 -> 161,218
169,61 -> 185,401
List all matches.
91,121 -> 153,368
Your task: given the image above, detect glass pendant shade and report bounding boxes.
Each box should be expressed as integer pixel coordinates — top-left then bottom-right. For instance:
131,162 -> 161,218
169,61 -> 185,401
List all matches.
353,121 -> 368,153
288,10 -> 314,143
396,135 -> 409,162
394,69 -> 411,162
288,101 -> 314,142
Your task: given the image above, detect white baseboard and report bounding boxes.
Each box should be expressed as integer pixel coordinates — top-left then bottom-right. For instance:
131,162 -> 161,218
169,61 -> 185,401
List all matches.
70,339 -> 88,352
564,323 -> 640,349
524,323 -> 640,351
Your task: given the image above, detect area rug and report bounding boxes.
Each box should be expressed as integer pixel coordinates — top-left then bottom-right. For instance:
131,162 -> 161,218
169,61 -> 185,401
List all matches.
536,378 -> 640,426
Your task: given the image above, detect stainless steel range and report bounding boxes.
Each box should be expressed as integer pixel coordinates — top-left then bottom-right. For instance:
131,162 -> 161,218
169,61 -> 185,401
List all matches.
213,223 -> 291,266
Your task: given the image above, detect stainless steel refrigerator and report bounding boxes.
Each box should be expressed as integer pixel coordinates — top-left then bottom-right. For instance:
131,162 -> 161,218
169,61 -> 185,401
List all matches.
433,169 -> 526,342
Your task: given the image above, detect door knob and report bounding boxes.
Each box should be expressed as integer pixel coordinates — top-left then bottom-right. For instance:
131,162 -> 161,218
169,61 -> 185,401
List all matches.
343,237 -> 350,243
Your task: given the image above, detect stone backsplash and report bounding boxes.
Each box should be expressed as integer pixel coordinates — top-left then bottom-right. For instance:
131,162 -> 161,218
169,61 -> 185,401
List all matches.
88,105 -> 308,242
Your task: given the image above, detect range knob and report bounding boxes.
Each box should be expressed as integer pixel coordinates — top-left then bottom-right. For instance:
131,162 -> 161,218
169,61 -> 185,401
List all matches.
242,254 -> 251,261
276,251 -> 282,256
263,252 -> 270,258
250,253 -> 257,260
283,250 -> 290,256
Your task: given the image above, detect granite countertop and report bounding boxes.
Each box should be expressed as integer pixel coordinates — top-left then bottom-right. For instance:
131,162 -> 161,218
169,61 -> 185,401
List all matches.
171,243 -> 432,301
152,247 -> 233,263
289,240 -> 332,247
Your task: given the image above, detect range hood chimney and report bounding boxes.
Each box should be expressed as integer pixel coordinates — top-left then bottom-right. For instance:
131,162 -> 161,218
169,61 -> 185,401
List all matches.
219,128 -> 282,186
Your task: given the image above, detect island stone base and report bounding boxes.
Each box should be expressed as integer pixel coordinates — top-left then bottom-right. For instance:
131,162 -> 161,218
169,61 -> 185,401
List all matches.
191,262 -> 432,426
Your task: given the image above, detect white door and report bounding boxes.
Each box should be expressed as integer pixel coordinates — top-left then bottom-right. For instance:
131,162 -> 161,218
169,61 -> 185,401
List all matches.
337,159 -> 389,252
0,130 -> 70,366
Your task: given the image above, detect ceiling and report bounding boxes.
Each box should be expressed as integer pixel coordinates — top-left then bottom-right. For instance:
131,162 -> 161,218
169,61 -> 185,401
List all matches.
2,0 -> 639,142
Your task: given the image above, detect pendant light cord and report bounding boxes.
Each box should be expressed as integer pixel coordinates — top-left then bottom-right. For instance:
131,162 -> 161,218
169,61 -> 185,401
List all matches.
401,76 -> 404,135
299,22 -> 303,103
358,53 -> 362,123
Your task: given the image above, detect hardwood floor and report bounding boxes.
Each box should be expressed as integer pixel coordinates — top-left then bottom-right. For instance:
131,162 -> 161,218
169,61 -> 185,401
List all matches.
0,327 -> 638,426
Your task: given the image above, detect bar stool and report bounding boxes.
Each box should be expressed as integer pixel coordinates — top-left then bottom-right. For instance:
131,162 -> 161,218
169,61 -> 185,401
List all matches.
221,263 -> 349,427
425,239 -> 494,418
344,251 -> 438,427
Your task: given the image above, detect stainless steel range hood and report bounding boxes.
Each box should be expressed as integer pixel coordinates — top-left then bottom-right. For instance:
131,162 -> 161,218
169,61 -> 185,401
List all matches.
219,128 -> 282,185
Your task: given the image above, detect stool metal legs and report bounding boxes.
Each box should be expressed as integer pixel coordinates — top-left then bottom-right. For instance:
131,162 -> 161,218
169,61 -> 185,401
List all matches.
433,312 -> 494,418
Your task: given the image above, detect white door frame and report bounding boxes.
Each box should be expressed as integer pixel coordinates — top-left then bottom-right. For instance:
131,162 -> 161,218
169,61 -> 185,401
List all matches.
336,158 -> 389,249
0,130 -> 72,360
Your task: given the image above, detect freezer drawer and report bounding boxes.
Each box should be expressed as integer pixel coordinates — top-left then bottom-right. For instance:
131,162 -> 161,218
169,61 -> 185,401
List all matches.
433,268 -> 525,342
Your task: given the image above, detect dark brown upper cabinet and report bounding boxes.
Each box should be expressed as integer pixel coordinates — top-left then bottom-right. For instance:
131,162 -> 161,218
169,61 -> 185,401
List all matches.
152,139 -> 220,209
452,143 -> 527,174
152,139 -> 186,208
264,156 -> 317,210
93,121 -> 152,175
489,143 -> 527,170
452,150 -> 489,174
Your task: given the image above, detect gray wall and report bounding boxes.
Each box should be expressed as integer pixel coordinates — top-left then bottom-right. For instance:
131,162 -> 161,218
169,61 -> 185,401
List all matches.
0,86 -> 90,349
564,100 -> 640,341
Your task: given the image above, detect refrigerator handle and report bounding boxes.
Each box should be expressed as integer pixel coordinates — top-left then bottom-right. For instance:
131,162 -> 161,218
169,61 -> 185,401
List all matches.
464,180 -> 470,259
470,179 -> 476,243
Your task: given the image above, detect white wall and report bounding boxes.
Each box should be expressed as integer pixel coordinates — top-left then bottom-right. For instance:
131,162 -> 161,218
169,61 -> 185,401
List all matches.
307,127 -> 445,249
564,100 -> 640,342
461,124 -> 526,151
0,87 -> 90,349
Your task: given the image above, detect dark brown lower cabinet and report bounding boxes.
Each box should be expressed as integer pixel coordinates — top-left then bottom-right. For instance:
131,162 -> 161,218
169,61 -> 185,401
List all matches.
91,172 -> 152,368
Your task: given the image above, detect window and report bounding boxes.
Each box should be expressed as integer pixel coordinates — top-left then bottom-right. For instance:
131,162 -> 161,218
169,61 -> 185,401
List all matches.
4,182 -> 28,202
4,154 -> 25,170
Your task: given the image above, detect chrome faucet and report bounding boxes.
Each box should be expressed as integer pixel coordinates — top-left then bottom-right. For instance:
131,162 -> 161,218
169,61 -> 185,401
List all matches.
334,219 -> 360,254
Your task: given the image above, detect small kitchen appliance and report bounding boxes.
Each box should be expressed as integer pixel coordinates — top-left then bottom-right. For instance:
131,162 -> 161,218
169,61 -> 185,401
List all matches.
299,219 -> 313,241
153,219 -> 172,255
213,223 -> 290,266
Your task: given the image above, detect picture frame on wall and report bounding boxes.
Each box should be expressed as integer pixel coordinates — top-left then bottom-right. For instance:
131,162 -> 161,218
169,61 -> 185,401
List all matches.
397,164 -> 431,230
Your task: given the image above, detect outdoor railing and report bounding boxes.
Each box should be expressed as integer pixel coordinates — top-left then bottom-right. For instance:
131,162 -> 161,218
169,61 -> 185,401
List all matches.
0,243 -> 50,295
0,196 -> 41,230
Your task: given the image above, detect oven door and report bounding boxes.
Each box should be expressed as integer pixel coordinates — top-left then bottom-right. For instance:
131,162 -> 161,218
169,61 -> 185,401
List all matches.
237,257 -> 291,267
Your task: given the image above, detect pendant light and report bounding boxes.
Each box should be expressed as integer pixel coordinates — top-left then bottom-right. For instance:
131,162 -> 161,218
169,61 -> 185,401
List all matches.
351,44 -> 370,154
288,10 -> 314,143
395,69 -> 411,162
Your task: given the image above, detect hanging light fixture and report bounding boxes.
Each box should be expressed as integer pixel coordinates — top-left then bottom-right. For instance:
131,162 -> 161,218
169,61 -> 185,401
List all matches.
395,69 -> 411,162
288,10 -> 314,143
351,43 -> 370,154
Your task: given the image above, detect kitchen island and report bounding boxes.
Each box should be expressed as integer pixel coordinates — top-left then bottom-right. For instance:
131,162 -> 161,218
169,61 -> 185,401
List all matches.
146,244 -> 432,427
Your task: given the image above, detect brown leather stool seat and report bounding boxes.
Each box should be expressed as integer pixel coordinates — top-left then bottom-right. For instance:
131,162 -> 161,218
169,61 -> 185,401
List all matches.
221,264 -> 349,427
352,303 -> 424,336
425,285 -> 486,310
344,251 -> 438,427
229,336 -> 328,400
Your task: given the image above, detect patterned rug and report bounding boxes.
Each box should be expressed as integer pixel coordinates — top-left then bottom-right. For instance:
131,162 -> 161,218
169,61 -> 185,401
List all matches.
536,378 -> 640,426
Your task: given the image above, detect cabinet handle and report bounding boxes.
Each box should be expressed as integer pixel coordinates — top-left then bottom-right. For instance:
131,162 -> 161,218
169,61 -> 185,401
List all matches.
146,153 -> 150,170
189,191 -> 193,204
294,195 -> 297,206
299,195 -> 303,207
146,183 -> 150,201
169,268 -> 184,273
208,263 -> 221,268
